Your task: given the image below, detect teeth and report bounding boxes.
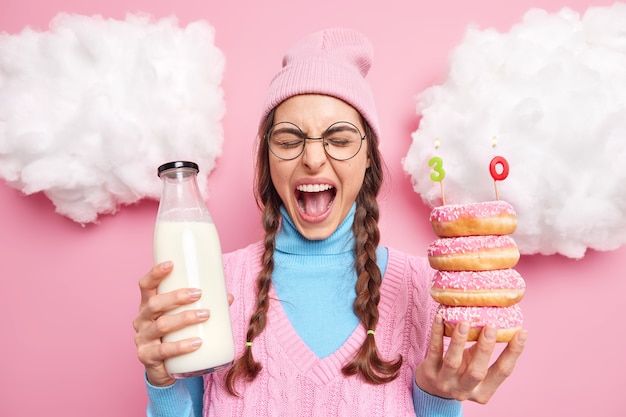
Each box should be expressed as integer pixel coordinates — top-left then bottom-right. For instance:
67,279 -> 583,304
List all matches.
296,184 -> 334,192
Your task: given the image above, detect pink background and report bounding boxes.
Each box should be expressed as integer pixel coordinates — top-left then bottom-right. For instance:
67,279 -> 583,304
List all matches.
1,0 -> 623,415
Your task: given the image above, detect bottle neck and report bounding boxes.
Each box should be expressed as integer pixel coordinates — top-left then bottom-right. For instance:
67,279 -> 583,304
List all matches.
157,168 -> 211,222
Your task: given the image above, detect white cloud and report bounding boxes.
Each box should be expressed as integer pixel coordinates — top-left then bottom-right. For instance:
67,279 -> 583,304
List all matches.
403,3 -> 626,258
0,13 -> 225,223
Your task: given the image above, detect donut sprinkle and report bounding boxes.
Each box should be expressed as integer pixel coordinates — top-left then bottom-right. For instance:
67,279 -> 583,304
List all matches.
429,201 -> 516,222
438,305 -> 523,328
427,235 -> 518,256
432,269 -> 525,290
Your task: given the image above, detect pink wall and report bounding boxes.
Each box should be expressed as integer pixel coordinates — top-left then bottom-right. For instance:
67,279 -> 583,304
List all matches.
1,0 -> 623,415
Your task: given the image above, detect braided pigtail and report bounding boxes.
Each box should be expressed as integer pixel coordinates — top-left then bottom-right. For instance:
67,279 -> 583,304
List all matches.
342,123 -> 402,384
225,202 -> 280,396
225,113 -> 282,396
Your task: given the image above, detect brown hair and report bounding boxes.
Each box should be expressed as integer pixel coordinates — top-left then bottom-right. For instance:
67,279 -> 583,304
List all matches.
225,110 -> 401,395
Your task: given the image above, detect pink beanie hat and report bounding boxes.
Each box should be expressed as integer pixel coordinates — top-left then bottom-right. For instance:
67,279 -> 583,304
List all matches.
262,28 -> 380,140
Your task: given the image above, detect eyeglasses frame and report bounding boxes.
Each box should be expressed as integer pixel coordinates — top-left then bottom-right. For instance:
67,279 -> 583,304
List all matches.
265,120 -> 367,161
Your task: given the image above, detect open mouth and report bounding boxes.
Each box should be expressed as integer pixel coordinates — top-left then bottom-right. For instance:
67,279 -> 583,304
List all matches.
295,183 -> 336,219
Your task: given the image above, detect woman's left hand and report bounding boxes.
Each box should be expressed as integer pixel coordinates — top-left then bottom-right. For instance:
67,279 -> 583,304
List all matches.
414,314 -> 527,404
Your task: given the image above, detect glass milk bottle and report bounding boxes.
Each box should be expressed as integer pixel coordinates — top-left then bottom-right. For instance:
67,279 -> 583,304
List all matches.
153,161 -> 235,378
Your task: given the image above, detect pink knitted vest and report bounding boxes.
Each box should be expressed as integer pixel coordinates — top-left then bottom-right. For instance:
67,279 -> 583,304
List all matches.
203,242 -> 437,416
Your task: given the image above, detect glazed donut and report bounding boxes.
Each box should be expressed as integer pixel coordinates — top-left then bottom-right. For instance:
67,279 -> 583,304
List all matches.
438,304 -> 523,342
430,201 -> 517,238
427,235 -> 520,271
430,269 -> 525,307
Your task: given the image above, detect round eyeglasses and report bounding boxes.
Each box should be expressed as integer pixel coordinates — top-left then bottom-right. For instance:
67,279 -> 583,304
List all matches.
266,121 -> 366,161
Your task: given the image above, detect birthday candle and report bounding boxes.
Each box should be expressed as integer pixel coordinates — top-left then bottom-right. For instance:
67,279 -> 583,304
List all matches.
489,156 -> 509,181
489,136 -> 509,200
428,137 -> 446,205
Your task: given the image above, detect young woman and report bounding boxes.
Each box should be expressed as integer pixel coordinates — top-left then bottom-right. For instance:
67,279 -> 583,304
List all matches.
133,28 -> 527,417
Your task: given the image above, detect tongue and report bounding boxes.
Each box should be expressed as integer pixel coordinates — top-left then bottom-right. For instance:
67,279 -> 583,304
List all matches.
300,190 -> 333,216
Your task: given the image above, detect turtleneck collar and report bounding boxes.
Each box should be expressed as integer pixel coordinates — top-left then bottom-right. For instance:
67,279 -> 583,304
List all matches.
275,203 -> 356,256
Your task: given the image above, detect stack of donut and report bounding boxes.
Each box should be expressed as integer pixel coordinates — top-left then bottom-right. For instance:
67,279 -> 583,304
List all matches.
427,200 -> 524,342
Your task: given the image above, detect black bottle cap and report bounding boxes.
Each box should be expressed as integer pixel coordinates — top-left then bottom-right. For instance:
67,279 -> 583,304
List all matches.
157,161 -> 199,176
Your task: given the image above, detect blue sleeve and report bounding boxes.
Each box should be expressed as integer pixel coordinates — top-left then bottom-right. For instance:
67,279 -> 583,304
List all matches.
145,374 -> 204,417
413,380 -> 463,417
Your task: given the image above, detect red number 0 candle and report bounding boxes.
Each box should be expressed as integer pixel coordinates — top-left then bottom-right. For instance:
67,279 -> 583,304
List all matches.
489,156 -> 509,181
489,155 -> 509,200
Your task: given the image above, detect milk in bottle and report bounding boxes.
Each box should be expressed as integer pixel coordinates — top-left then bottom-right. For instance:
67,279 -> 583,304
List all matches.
153,161 -> 235,378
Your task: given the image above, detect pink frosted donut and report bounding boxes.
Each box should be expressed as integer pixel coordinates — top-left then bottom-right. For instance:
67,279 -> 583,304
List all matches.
430,201 -> 517,237
438,304 -> 523,342
427,235 -> 520,271
430,269 -> 525,307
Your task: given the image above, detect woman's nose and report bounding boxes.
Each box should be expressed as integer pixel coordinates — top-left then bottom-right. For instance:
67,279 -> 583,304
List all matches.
302,139 -> 327,169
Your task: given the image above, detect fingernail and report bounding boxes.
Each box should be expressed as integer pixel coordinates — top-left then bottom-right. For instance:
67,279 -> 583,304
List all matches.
518,330 -> 528,345
190,338 -> 202,347
484,325 -> 497,341
160,261 -> 173,270
435,314 -> 443,325
196,309 -> 210,319
189,289 -> 202,299
458,322 -> 470,335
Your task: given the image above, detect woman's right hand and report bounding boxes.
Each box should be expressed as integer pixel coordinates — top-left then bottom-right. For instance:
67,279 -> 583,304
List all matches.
132,261 -> 210,387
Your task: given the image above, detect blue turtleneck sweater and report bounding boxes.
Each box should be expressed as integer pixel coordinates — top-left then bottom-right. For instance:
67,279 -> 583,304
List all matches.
272,203 -> 388,358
